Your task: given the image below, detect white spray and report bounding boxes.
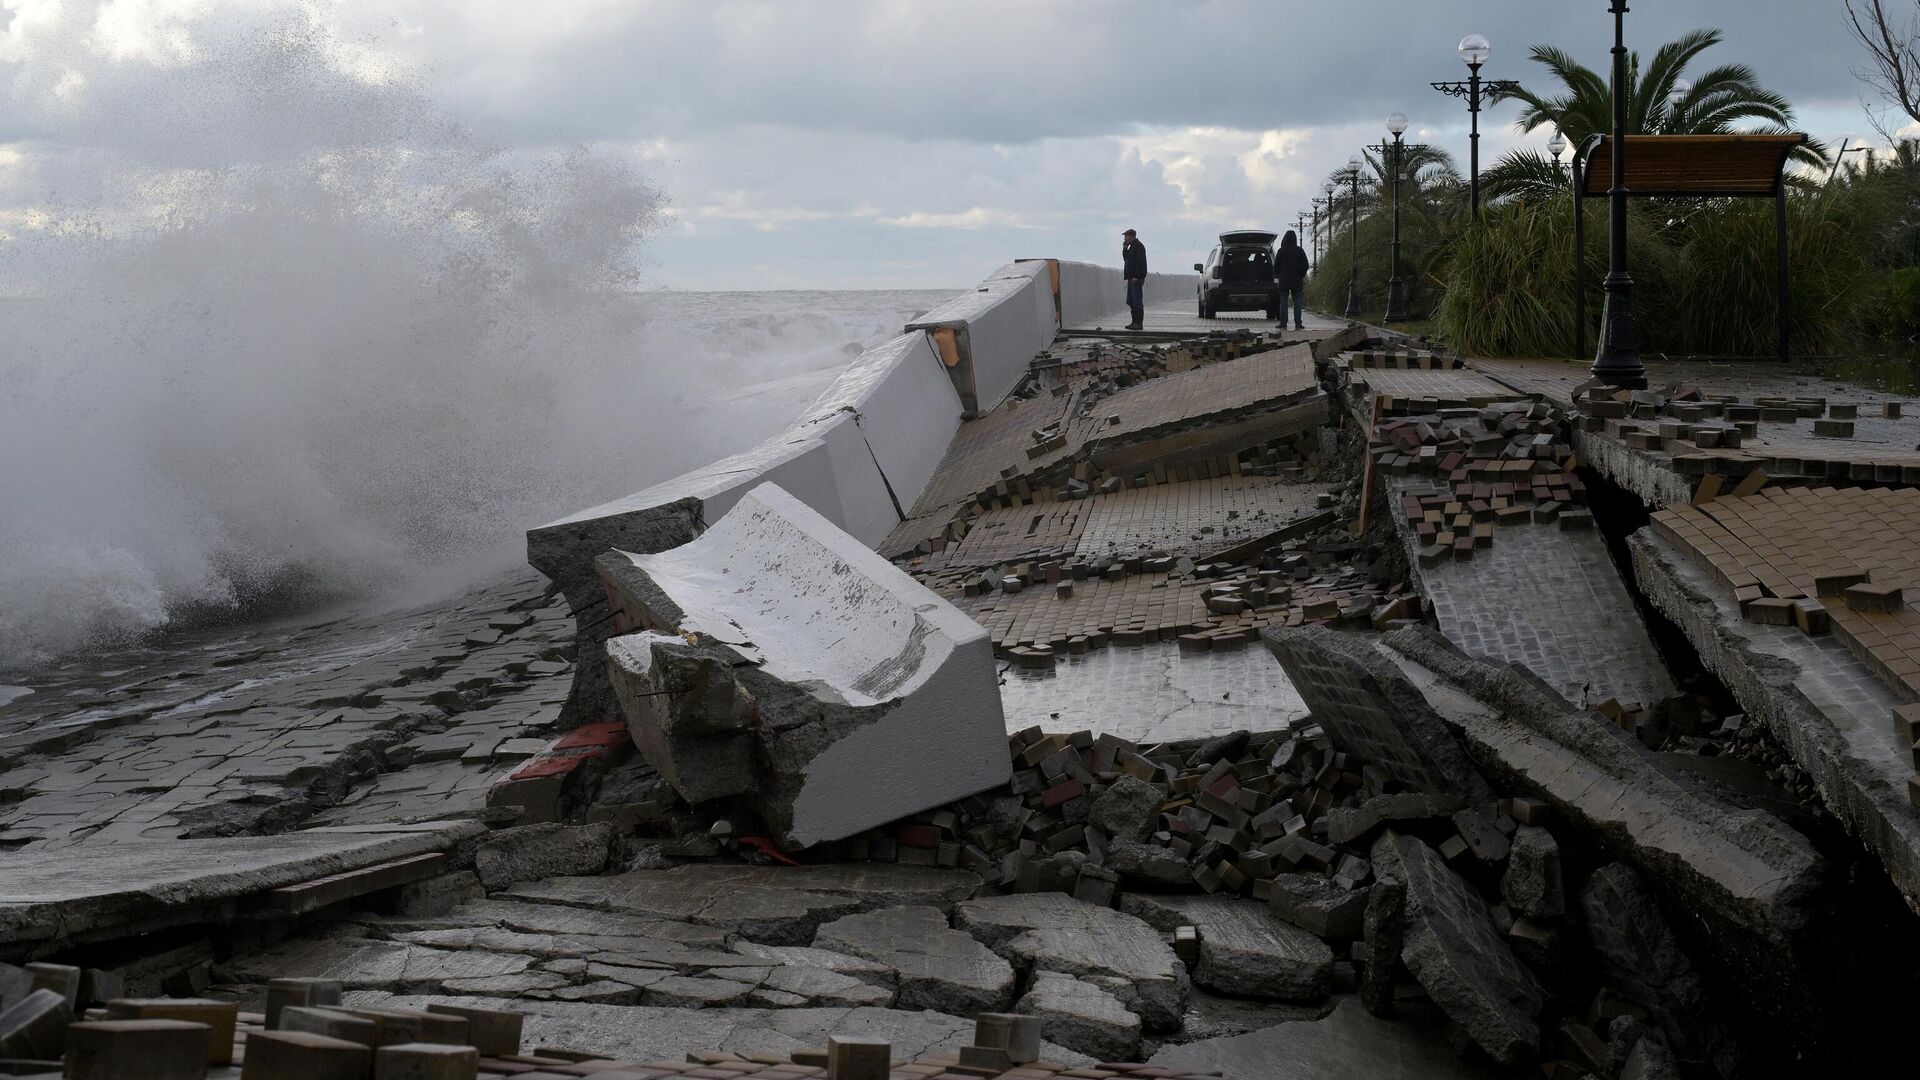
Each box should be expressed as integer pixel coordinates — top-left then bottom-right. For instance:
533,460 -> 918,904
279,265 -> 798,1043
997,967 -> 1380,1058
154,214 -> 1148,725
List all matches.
0,4 -> 930,671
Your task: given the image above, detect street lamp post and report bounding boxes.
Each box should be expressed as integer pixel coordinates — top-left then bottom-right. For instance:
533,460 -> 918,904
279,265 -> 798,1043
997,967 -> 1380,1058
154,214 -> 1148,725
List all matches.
1432,34 -> 1518,220
1378,112 -> 1417,322
1312,192 -> 1331,266
1317,185 -> 1335,268
1343,155 -> 1363,319
1548,130 -> 1568,178
1592,0 -> 1646,388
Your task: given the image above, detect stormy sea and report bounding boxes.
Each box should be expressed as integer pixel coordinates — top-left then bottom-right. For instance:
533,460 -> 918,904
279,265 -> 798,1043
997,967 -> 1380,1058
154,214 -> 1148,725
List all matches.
0,5 -> 953,689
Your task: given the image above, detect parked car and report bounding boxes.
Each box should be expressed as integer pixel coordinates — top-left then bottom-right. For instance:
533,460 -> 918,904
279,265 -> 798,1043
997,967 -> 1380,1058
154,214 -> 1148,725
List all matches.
1193,230 -> 1280,319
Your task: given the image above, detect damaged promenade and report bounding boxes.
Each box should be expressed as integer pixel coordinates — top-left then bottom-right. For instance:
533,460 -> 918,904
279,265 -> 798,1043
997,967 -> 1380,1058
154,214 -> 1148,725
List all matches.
5,261 -> 1920,1080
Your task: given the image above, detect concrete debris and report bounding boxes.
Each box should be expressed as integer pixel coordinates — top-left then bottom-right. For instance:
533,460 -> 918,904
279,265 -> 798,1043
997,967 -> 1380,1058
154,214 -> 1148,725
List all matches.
1371,830 -> 1545,1066
1580,863 -> 1733,1074
1264,626 -> 1494,801
472,822 -> 619,891
1117,895 -> 1332,1002
1371,625 -> 1827,1044
1150,997 -> 1491,1080
953,893 -> 1187,1030
1014,970 -> 1141,1061
812,906 -> 1015,1015
1501,825 -> 1564,919
597,483 -> 1010,847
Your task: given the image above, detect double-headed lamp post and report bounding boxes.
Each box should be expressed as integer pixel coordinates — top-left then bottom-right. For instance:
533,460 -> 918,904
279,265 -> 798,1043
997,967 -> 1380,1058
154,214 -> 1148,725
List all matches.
1548,130 -> 1568,177
1382,112 -> 1412,322
1593,0 -> 1646,388
1343,155 -> 1363,318
1431,33 -> 1518,220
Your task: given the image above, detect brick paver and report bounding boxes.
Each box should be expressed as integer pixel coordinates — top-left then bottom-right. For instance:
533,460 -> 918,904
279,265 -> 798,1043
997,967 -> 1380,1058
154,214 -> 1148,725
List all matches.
1396,478 -> 1677,709
1651,485 -> 1920,702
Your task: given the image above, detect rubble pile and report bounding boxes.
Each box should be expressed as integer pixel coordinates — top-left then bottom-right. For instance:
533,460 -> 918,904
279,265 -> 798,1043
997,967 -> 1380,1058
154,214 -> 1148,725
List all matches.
1369,400 -> 1596,565
947,527 -> 1418,667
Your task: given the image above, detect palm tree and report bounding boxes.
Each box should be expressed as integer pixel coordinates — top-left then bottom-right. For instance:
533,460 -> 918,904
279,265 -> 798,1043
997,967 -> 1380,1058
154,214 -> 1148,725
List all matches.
1486,28 -> 1825,177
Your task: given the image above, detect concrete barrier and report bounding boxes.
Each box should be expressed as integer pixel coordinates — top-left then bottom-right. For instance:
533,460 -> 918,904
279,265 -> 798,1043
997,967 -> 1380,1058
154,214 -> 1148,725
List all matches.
526,329 -> 960,591
907,260 -> 1058,414
1056,260 -> 1198,327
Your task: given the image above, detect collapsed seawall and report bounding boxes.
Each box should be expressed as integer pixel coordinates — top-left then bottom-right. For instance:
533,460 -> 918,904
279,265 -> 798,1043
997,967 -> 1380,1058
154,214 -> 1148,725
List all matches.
526,259 -> 1196,723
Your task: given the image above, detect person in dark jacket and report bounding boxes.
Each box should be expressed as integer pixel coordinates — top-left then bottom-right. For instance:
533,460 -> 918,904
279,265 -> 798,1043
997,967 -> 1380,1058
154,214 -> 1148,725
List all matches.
1121,229 -> 1147,330
1273,230 -> 1309,330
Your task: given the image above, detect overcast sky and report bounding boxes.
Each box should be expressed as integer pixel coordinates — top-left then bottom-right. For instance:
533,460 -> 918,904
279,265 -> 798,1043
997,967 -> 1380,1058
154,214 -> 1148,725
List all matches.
0,0 -> 1892,289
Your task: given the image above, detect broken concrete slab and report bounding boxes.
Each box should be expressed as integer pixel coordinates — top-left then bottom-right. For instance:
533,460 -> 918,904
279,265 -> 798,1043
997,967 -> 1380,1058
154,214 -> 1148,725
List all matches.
1014,970 -> 1141,1061
598,483 -> 1010,847
1373,626 -> 1828,1043
229,939 -> 535,993
1087,775 -> 1163,842
1501,826 -> 1564,919
1580,863 -> 1734,1074
952,893 -> 1187,1030
1118,895 -> 1332,1002
0,822 -> 484,960
756,964 -> 893,1008
472,823 -> 619,891
1372,830 -> 1545,1066
1150,997 -> 1495,1080
1263,875 -> 1370,940
811,906 -> 1014,1015
499,863 -> 980,946
1629,528 -> 1920,912
1263,626 -> 1493,801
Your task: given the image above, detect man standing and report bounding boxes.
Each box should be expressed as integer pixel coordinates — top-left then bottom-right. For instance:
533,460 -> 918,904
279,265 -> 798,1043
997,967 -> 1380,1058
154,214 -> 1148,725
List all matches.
1121,228 -> 1147,330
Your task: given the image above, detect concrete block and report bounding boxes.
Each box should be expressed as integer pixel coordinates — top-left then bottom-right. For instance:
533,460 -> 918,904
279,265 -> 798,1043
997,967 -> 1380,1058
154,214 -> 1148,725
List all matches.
826,1034 -> 891,1080
279,1006 -> 377,1046
24,963 -> 79,1010
0,988 -> 72,1059
600,483 -> 1010,847
374,1042 -> 479,1080
331,1008 -> 467,1048
423,1004 -> 520,1058
973,1013 -> 1043,1064
240,1030 -> 371,1080
105,998 -> 237,1064
64,1019 -> 209,1080
265,979 -> 342,1029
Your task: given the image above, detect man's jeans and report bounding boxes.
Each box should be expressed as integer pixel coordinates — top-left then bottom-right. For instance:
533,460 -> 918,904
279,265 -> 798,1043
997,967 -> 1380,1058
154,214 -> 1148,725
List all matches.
1279,284 -> 1304,326
1125,278 -> 1144,324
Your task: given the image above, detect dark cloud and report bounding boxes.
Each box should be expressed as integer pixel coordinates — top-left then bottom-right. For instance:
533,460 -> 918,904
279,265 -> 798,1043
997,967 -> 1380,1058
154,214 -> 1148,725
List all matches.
379,1 -> 1865,145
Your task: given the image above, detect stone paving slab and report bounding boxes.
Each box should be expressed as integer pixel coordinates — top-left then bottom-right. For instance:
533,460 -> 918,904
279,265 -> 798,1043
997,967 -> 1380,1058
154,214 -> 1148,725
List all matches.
1342,365 -> 1517,411
0,570 -> 573,852
0,821 -> 483,957
1389,478 -> 1677,710
996,641 -> 1308,742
